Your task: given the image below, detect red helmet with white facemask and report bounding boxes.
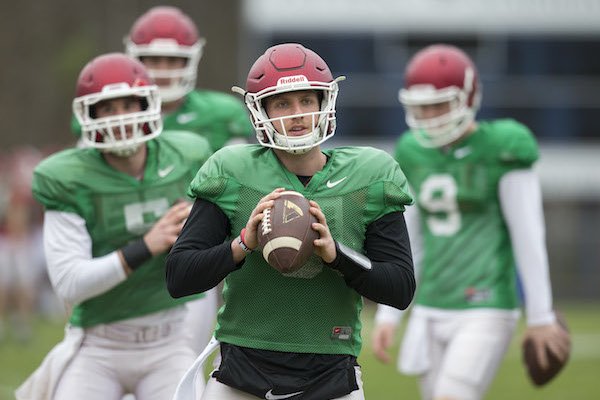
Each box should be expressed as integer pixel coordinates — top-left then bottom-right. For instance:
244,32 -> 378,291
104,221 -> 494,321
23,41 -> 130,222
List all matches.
73,53 -> 162,157
399,44 -> 481,148
232,43 -> 345,154
124,6 -> 205,102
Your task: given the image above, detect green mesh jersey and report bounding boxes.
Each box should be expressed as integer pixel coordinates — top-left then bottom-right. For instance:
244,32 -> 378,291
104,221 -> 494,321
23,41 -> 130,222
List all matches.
32,131 -> 212,328
189,144 -> 413,356
396,119 -> 539,311
162,90 -> 253,151
71,90 -> 253,151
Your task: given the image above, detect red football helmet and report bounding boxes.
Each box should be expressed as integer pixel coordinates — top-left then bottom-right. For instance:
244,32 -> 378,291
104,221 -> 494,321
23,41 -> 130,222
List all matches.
73,53 -> 162,156
124,6 -> 205,102
232,43 -> 345,154
399,44 -> 481,148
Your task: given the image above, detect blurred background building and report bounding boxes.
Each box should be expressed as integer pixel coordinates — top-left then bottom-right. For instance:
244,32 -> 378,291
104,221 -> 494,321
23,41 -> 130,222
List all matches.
0,0 -> 598,305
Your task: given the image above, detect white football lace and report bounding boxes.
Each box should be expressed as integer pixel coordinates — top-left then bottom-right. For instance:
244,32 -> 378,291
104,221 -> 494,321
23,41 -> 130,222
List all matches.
261,208 -> 272,235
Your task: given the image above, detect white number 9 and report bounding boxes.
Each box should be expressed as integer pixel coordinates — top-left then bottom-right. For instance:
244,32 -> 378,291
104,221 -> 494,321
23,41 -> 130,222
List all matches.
419,174 -> 460,236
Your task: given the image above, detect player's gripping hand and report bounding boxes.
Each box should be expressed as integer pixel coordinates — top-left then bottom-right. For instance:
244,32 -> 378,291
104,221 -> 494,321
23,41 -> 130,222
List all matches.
523,322 -> 571,370
309,200 -> 336,263
242,188 -> 286,250
371,322 -> 397,364
144,201 -> 192,255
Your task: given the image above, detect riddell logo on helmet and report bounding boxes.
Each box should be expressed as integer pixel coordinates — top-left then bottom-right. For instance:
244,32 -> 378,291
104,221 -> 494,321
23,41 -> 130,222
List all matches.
277,75 -> 308,86
132,78 -> 147,87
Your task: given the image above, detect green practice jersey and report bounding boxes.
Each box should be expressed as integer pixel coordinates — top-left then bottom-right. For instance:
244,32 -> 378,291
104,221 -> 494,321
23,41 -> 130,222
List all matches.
396,119 -> 539,311
71,90 -> 253,151
32,131 -> 212,328
163,90 -> 253,151
189,144 -> 413,356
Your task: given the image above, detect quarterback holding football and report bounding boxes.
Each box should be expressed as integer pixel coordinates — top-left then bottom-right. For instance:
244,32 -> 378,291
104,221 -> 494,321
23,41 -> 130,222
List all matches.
372,44 -> 571,400
166,43 -> 416,400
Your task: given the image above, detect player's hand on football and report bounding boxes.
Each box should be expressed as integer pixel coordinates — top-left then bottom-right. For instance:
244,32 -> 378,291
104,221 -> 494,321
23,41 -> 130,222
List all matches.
309,200 -> 336,263
243,188 -> 286,250
371,322 -> 397,363
523,322 -> 571,370
143,201 -> 192,255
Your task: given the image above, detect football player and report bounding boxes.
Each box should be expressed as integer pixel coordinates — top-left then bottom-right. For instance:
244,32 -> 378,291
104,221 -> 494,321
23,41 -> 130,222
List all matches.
16,53 -> 212,400
71,6 -> 253,153
371,44 -> 571,400
124,6 -> 255,354
124,6 -> 254,151
165,43 -> 416,400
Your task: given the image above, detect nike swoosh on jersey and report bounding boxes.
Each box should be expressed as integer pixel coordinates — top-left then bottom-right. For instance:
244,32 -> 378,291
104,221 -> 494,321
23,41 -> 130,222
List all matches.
265,389 -> 304,400
157,165 -> 175,178
454,146 -> 472,159
176,112 -> 197,124
326,176 -> 348,188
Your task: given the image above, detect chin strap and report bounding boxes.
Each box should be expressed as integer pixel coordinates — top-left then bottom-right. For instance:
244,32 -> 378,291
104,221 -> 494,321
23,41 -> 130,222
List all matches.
104,144 -> 141,157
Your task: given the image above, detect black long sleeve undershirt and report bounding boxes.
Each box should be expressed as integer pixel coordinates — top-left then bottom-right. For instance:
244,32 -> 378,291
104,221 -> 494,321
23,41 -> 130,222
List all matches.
166,198 -> 415,310
329,210 -> 415,309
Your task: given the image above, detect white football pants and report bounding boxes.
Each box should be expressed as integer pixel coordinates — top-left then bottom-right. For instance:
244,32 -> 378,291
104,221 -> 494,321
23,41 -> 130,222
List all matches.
415,309 -> 518,400
53,308 -> 199,400
184,287 -> 219,354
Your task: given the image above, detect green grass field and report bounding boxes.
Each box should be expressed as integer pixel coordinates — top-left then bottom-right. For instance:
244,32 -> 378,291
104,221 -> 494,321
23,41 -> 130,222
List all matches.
359,301 -> 600,400
1,301 -> 598,400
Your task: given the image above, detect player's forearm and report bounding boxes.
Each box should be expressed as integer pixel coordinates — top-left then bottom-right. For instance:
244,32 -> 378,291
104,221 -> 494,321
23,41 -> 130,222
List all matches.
327,212 -> 415,309
167,241 -> 238,297
44,211 -> 127,305
499,169 -> 555,326
50,252 -> 126,305
166,198 -> 242,298
332,256 -> 415,309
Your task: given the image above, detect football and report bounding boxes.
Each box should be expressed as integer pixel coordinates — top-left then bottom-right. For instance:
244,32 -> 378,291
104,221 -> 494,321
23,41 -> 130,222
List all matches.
522,310 -> 571,386
257,191 -> 318,273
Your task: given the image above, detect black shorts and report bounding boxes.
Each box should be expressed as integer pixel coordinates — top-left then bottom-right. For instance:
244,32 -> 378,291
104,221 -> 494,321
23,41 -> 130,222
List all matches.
212,343 -> 360,400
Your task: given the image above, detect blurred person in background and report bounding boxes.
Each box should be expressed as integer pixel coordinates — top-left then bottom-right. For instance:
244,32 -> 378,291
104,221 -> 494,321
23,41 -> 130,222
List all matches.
124,6 -> 254,152
71,6 -> 254,355
16,53 -> 212,400
0,147 -> 44,343
371,44 -> 570,400
72,6 -> 253,151
124,5 -> 255,355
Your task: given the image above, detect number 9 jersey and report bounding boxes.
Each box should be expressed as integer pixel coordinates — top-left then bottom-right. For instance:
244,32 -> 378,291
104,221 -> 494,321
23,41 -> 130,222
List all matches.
396,119 -> 539,310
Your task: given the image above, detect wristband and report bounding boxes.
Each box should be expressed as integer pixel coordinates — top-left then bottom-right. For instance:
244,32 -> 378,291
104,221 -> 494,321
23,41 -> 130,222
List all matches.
238,228 -> 253,253
120,238 -> 153,270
